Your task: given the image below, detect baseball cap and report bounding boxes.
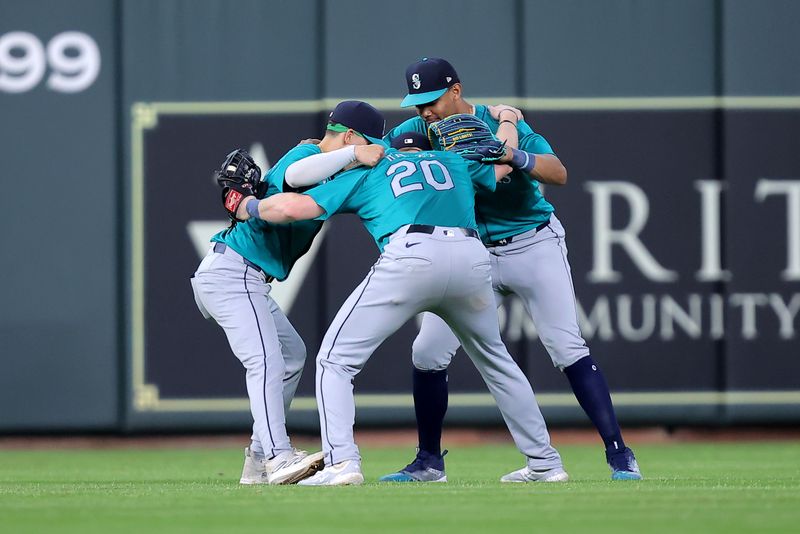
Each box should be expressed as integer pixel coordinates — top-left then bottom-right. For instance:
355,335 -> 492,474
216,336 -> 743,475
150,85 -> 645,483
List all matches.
390,131 -> 432,151
327,100 -> 386,145
400,57 -> 460,108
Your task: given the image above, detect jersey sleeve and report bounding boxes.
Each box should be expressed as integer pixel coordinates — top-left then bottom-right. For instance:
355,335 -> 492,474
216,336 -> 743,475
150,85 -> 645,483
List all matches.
383,116 -> 427,143
302,167 -> 368,220
264,144 -> 322,193
467,161 -> 497,193
517,120 -> 556,156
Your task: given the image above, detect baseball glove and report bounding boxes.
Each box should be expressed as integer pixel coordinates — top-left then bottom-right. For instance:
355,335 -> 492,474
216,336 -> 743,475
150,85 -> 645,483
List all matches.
215,148 -> 265,222
427,114 -> 507,162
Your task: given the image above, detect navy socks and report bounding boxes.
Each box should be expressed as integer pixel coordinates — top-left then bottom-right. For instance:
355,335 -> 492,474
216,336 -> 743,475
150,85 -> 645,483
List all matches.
412,367 -> 448,456
564,356 -> 626,454
412,358 -> 624,457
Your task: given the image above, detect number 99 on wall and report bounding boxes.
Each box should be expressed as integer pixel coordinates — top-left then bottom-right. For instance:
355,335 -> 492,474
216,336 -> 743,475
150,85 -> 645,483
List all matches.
0,31 -> 100,94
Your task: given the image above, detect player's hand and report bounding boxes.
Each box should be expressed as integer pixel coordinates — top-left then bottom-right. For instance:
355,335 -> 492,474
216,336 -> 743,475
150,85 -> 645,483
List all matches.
488,104 -> 523,123
298,138 -> 321,145
354,144 -> 385,167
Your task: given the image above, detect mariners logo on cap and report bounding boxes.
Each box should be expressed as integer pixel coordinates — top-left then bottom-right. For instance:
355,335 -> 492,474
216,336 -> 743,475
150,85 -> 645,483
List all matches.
412,73 -> 421,90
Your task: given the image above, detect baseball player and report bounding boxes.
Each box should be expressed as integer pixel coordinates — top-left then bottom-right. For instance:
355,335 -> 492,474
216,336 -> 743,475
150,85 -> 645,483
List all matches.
190,100 -> 385,485
381,57 -> 642,482
232,121 -> 568,485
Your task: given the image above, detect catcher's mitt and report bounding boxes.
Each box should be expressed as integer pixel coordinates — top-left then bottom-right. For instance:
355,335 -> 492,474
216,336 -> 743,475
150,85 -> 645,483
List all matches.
427,114 -> 507,162
215,149 -> 265,222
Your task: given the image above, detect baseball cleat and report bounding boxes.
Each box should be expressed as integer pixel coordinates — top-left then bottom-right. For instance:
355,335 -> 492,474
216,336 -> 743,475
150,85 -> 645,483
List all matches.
297,459 -> 364,486
379,449 -> 448,482
239,447 -> 325,485
606,447 -> 643,481
500,465 -> 569,483
239,447 -> 268,484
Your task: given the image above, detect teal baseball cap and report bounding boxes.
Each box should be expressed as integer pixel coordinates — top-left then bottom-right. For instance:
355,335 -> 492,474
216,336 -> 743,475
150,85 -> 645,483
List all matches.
400,57 -> 460,108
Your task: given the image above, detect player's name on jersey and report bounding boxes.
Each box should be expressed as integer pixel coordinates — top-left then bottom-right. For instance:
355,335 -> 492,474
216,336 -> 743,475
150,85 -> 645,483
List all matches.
495,292 -> 800,343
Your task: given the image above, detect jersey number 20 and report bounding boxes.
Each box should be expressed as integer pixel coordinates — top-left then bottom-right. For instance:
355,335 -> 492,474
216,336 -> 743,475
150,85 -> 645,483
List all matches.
387,160 -> 454,198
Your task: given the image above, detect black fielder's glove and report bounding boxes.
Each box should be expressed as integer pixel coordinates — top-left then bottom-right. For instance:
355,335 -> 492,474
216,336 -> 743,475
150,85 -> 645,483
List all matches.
458,139 -> 507,162
427,114 -> 507,163
215,149 -> 265,222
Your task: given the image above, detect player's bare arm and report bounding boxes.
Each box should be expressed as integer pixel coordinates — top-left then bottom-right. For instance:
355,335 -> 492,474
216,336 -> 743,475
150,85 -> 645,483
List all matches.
235,193 -> 323,224
489,104 -> 523,150
491,107 -> 521,180
527,154 -> 567,185
489,106 -> 567,186
488,147 -> 566,186
493,144 -> 567,186
493,164 -> 513,182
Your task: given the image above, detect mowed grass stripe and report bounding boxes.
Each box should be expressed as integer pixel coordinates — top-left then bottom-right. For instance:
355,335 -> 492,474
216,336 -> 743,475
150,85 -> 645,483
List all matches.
1,442 -> 798,534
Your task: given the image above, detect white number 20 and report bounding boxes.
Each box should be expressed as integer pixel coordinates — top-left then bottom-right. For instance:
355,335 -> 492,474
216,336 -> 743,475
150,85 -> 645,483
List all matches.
388,160 -> 454,197
0,31 -> 100,93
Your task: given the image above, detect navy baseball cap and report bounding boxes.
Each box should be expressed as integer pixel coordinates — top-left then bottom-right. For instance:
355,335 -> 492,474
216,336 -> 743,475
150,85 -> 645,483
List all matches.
390,131 -> 431,150
328,100 -> 386,145
401,57 -> 460,108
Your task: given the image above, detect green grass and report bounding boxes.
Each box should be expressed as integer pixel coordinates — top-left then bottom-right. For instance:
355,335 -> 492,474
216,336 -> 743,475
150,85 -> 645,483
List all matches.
1,441 -> 799,533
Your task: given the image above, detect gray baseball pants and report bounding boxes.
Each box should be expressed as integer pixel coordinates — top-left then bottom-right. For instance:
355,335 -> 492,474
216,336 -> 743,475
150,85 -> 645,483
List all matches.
413,214 -> 590,372
315,225 -> 562,470
191,243 -> 306,459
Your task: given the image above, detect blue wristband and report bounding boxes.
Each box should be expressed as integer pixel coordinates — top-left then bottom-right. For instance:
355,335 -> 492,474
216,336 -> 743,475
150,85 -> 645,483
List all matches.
509,148 -> 536,173
246,198 -> 260,219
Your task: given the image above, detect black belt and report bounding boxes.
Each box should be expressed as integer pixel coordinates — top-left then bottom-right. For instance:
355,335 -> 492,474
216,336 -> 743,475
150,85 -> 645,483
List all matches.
486,220 -> 550,247
407,224 -> 479,239
213,242 -> 275,282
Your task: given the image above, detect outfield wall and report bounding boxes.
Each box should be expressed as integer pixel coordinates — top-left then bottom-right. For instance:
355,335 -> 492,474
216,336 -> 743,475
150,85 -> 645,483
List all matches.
1,0 -> 798,432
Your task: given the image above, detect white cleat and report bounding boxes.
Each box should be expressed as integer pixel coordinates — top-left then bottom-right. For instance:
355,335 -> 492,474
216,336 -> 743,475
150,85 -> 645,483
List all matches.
297,459 -> 365,486
239,447 -> 325,485
240,447 -> 267,485
500,466 -> 569,483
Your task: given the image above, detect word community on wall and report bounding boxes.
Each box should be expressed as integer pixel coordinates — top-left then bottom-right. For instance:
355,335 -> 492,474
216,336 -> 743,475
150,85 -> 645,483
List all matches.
498,292 -> 800,343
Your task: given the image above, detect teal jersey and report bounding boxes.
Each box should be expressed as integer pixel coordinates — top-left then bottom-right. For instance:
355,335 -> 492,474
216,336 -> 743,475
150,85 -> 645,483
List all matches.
304,149 -> 496,251
385,104 -> 556,242
211,144 -> 324,280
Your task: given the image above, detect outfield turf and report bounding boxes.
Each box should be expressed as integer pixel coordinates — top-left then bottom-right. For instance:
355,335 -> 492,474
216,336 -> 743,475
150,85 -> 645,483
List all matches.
1,441 -> 798,533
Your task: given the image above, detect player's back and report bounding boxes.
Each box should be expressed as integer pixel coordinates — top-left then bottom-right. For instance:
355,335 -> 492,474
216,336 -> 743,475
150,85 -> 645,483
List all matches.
350,149 -> 496,248
386,108 -> 555,242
